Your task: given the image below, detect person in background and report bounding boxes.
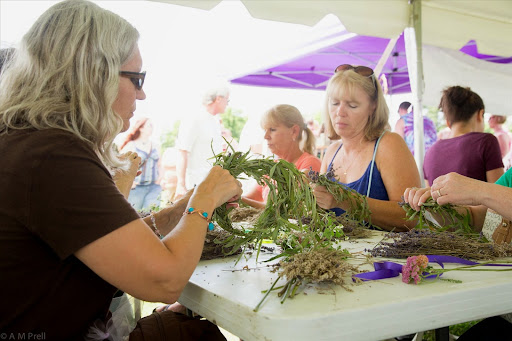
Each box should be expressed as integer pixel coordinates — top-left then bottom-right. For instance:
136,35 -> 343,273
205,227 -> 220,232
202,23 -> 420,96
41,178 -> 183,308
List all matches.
238,114 -> 264,156
488,115 -> 511,158
175,85 -> 229,199
488,114 -> 512,169
159,146 -> 179,206
120,117 -> 162,211
0,1 -> 241,339
306,118 -> 322,137
221,126 -> 238,152
242,104 -> 321,209
394,101 -> 438,156
423,86 -> 504,185
437,125 -> 451,140
313,64 -> 420,231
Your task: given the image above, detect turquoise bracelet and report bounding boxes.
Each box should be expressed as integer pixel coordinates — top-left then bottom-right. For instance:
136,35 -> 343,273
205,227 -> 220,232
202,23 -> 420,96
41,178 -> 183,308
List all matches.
183,207 -> 214,231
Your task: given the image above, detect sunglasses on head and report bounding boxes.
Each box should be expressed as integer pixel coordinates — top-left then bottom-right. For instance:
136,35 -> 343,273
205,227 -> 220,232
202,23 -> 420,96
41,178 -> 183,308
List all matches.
334,64 -> 377,92
334,64 -> 374,76
119,71 -> 146,90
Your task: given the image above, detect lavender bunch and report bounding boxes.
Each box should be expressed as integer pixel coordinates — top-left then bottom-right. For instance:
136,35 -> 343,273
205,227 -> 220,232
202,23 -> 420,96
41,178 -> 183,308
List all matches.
308,169 -> 372,226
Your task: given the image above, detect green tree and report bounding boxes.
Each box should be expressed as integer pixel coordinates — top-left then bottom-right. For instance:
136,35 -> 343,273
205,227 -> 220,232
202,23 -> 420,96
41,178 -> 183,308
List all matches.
221,107 -> 247,141
160,120 -> 181,150
425,105 -> 445,133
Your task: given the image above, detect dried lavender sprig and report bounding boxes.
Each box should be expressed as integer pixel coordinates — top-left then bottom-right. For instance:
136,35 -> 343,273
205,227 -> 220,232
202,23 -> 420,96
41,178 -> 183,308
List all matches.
368,229 -> 512,260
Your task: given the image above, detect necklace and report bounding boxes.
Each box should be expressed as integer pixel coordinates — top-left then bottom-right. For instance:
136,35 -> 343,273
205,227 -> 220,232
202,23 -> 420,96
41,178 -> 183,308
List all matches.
339,145 -> 363,176
342,159 -> 355,175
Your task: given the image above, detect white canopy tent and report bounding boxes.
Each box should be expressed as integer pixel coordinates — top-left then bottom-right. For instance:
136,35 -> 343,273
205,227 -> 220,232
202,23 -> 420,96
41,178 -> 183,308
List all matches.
151,0 -> 512,176
151,0 -> 512,56
423,45 -> 512,116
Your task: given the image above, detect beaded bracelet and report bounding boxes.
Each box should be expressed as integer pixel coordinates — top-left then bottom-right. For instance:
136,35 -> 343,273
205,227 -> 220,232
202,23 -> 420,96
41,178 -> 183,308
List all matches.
149,212 -> 164,239
183,207 -> 215,231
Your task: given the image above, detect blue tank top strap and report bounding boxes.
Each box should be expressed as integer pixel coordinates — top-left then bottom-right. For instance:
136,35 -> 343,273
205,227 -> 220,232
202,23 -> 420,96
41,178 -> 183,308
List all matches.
328,142 -> 344,172
367,131 -> 386,196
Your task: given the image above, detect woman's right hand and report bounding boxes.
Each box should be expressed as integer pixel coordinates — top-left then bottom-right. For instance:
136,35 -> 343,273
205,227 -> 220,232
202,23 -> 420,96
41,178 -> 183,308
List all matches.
403,187 -> 432,211
193,166 -> 243,208
431,172 -> 484,206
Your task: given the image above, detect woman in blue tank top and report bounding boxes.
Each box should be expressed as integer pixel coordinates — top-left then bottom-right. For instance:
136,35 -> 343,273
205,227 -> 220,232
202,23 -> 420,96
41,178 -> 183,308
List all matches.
313,64 -> 421,231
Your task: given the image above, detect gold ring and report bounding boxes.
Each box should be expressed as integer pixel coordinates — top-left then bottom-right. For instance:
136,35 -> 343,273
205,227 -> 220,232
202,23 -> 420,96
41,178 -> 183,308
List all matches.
436,189 -> 442,197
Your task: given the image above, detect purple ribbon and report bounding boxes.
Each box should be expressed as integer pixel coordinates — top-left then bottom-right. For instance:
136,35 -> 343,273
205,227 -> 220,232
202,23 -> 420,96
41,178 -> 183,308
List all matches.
353,255 -> 512,282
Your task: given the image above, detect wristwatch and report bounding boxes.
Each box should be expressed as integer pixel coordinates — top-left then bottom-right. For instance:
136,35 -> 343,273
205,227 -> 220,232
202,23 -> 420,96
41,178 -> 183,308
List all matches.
482,209 -> 512,244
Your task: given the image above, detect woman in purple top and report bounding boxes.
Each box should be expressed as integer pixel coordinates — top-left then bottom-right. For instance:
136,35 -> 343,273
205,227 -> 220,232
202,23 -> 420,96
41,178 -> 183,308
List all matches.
423,86 -> 504,185
313,64 -> 420,231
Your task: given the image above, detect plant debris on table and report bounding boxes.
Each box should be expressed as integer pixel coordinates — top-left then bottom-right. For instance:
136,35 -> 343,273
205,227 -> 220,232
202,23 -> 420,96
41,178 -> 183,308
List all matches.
369,229 -> 512,260
254,248 -> 361,311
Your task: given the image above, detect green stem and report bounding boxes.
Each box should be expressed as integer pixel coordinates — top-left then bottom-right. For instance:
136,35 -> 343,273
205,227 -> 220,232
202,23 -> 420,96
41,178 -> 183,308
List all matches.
289,279 -> 302,298
254,276 -> 281,312
441,267 -> 512,272
261,285 -> 285,294
426,262 -> 512,277
281,278 -> 296,304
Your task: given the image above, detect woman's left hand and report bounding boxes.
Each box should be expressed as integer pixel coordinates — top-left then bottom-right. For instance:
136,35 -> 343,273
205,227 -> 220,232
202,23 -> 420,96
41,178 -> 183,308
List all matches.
313,185 -> 337,210
403,187 -> 432,211
114,151 -> 142,199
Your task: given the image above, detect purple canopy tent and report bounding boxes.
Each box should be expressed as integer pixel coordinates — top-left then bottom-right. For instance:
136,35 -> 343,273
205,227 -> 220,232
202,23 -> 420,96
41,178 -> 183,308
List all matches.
230,29 -> 512,94
230,26 -> 512,178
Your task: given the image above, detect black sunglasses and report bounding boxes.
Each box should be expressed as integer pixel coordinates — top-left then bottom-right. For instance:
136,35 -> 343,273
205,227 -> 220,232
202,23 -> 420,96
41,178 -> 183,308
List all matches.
119,71 -> 146,90
334,64 -> 377,91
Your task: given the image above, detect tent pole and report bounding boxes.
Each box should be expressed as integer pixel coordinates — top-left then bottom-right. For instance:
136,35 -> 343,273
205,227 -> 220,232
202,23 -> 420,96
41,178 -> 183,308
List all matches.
374,36 -> 399,78
408,0 -> 425,185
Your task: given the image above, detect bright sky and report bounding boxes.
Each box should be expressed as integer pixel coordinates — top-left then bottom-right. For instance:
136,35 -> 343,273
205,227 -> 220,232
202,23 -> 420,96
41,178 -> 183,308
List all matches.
0,0 -> 407,138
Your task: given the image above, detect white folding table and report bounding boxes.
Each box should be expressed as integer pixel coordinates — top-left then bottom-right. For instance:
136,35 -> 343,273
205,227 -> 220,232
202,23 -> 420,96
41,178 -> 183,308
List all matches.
178,231 -> 512,341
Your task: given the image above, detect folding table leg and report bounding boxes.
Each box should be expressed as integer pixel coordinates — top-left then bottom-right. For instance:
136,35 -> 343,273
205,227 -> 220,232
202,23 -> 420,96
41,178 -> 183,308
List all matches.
435,327 -> 450,341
